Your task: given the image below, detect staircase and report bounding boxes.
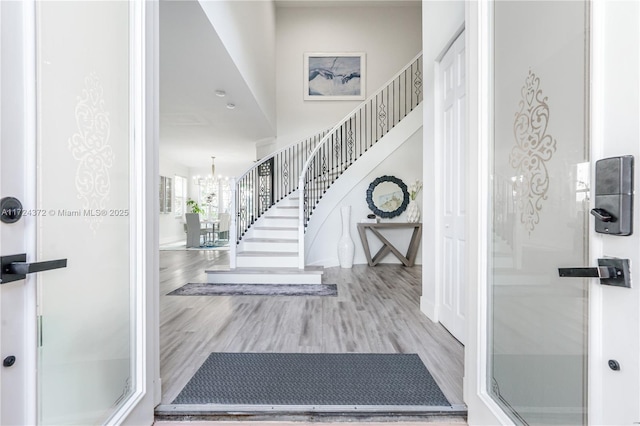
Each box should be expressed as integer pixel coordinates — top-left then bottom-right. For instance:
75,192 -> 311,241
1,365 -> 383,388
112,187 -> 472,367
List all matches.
206,53 -> 423,284
206,192 -> 325,284
235,193 -> 299,268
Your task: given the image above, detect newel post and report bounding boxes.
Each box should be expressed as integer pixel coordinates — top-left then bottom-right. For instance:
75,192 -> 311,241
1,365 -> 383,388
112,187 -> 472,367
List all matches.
229,177 -> 237,269
298,177 -> 305,269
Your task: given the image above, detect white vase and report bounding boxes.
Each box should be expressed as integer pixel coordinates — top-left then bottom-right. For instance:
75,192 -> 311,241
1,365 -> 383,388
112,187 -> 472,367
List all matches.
337,205 -> 355,268
406,199 -> 421,223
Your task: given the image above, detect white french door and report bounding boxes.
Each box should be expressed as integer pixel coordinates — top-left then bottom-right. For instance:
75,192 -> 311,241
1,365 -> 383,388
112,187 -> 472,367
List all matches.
0,1 -> 155,424
465,1 -> 640,425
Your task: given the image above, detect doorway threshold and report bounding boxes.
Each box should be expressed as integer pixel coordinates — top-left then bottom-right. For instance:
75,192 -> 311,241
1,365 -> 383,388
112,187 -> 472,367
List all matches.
155,404 -> 467,423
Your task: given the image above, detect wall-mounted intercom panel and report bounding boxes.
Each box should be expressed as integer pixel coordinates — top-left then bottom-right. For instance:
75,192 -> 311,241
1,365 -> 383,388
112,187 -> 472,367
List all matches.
591,155 -> 634,236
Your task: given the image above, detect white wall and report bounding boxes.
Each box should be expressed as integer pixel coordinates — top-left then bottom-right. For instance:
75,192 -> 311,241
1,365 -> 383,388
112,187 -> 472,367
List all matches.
159,154 -> 189,245
421,0 -> 464,319
306,127 -> 423,267
276,3 -> 422,148
255,137 -> 277,161
198,0 -> 277,130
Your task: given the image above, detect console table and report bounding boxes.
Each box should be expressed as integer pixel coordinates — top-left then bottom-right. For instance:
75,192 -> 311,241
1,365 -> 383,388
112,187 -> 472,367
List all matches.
356,222 -> 422,267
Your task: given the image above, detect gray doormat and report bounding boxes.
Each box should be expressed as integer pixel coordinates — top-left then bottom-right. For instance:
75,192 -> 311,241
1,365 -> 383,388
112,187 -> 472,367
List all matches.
172,353 -> 450,406
167,283 -> 337,297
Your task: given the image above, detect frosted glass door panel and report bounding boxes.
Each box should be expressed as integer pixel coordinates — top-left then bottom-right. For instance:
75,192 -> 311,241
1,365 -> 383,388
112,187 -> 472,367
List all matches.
489,1 -> 589,424
36,2 -> 134,424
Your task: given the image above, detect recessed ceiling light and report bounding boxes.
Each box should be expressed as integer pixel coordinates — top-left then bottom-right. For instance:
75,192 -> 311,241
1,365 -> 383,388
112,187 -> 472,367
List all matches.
226,103 -> 236,110
215,90 -> 226,97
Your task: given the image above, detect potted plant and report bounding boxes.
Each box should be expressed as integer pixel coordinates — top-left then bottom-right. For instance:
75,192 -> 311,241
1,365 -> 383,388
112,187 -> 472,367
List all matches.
186,199 -> 204,215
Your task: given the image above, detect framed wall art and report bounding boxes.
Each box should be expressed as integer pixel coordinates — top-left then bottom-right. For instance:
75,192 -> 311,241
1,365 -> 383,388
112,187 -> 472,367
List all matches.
303,52 -> 366,100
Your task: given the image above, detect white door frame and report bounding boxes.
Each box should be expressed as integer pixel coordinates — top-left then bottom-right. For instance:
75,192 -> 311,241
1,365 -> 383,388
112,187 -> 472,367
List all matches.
0,1 -> 159,424
463,1 -> 511,423
588,1 -> 640,424
120,0 -> 161,422
465,1 -> 640,424
0,1 -> 39,423
119,0 -> 162,423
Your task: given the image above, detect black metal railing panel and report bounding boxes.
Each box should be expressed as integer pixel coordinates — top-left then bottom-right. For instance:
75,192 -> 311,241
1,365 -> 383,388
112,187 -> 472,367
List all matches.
233,129 -> 330,243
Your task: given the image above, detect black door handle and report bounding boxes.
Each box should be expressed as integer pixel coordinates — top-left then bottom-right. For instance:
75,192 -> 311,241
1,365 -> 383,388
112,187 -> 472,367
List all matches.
558,266 -> 618,279
1,254 -> 67,284
558,258 -> 631,288
590,208 -> 615,222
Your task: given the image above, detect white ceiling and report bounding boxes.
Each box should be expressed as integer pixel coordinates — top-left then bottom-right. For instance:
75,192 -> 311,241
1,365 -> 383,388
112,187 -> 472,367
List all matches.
159,0 -> 420,175
159,0 -> 275,175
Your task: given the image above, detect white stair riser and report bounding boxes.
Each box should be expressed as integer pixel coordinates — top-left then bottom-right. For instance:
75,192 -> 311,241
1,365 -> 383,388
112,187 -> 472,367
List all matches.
276,198 -> 299,207
260,217 -> 298,227
271,207 -> 298,217
236,256 -> 298,268
206,273 -> 321,284
243,241 -> 299,252
250,229 -> 298,239
233,193 -> 303,269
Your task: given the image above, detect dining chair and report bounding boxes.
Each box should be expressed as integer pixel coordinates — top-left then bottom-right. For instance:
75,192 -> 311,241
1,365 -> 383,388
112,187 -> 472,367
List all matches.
185,213 -> 210,247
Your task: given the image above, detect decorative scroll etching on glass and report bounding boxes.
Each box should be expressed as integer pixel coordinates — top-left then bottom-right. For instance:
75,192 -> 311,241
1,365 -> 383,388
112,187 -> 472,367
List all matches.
509,70 -> 557,234
490,2 -> 589,424
68,73 -> 114,233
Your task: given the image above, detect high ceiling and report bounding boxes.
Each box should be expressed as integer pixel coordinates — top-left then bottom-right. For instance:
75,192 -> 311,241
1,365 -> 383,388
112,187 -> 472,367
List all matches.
159,0 -> 419,175
159,0 -> 274,175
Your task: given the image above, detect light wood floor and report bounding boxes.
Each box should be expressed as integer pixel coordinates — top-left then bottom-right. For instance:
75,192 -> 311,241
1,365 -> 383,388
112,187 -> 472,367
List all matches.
159,250 -> 464,407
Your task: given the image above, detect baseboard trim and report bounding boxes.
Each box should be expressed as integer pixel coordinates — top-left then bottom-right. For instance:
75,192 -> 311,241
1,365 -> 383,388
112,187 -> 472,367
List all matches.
420,296 -> 438,322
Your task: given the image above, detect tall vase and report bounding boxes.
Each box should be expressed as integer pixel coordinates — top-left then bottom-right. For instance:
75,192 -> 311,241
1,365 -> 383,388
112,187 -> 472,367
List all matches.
337,206 -> 355,268
407,199 -> 421,223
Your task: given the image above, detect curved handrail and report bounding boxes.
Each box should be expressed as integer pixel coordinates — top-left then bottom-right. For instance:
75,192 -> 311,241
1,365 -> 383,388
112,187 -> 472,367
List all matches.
232,128 -> 330,244
297,53 -> 424,267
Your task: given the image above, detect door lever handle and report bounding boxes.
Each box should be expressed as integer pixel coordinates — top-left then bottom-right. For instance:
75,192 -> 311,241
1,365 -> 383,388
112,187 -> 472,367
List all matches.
0,254 -> 67,284
590,208 -> 614,222
8,259 -> 67,275
558,258 -> 631,288
558,266 -> 619,279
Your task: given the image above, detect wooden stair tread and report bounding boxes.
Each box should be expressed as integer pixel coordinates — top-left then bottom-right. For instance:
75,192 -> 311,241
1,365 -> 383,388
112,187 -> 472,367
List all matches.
205,266 -> 323,275
237,251 -> 298,257
243,237 -> 298,243
264,215 -> 298,219
253,226 -> 297,231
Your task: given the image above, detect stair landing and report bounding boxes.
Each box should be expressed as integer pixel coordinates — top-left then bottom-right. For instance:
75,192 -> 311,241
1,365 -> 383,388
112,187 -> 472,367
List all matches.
206,266 -> 323,284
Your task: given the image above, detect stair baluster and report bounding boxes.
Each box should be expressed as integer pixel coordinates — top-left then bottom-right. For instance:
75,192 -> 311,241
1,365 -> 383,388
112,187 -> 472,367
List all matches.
233,129 -> 331,246
297,53 -> 423,267
229,53 -> 423,271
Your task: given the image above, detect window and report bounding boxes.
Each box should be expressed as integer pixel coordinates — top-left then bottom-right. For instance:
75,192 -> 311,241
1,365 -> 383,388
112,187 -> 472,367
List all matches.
159,176 -> 172,213
174,175 -> 187,217
198,177 -> 218,220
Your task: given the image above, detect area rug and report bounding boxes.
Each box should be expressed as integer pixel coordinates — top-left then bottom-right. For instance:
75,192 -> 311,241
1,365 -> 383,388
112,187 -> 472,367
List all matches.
167,283 -> 338,297
172,352 -> 450,407
159,242 -> 229,251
